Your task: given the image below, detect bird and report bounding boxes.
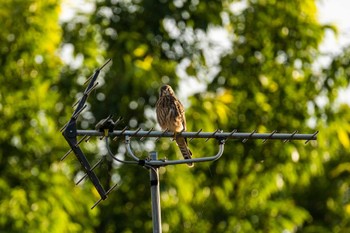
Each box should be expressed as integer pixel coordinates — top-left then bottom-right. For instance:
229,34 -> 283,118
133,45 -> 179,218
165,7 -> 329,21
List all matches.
156,84 -> 193,167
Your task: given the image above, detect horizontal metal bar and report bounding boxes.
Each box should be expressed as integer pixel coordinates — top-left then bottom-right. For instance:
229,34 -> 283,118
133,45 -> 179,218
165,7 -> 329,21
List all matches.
144,142 -> 225,167
123,134 -> 225,167
76,130 -> 318,141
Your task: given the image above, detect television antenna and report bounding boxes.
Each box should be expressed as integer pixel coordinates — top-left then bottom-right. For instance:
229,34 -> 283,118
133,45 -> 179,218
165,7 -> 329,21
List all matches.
61,59 -> 318,233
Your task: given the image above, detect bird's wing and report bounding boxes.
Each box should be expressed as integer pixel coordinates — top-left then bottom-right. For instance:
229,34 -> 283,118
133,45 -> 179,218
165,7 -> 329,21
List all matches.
174,98 -> 187,131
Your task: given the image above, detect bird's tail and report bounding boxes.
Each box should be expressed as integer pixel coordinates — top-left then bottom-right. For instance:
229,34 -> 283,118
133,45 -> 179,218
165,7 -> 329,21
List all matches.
175,137 -> 194,167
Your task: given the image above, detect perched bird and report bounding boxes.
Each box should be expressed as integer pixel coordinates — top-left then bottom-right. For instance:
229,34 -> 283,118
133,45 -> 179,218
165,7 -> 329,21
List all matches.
156,85 -> 193,167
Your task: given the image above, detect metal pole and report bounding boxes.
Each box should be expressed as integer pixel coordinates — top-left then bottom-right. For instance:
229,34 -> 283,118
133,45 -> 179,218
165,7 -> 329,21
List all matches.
149,151 -> 162,233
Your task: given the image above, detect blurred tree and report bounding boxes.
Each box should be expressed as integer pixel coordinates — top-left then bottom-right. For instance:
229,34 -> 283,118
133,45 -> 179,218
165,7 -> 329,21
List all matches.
296,46 -> 350,232
0,1 -> 97,232
60,0 -> 350,232
188,1 -> 325,232
186,1 -> 350,232
61,0 -> 319,232
1,0 -> 345,232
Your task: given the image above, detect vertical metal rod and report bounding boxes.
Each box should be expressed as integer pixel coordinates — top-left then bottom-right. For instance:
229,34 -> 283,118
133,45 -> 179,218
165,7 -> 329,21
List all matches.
149,151 -> 162,233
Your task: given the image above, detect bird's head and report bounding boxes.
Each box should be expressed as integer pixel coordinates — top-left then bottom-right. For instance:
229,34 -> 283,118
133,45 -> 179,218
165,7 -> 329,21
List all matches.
159,85 -> 175,97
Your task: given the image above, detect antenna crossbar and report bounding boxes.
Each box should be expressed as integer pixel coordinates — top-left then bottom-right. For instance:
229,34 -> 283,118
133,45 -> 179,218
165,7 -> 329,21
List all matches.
76,129 -> 318,142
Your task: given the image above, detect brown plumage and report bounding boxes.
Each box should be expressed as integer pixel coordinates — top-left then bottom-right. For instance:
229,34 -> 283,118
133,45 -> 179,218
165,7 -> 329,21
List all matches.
156,85 -> 193,167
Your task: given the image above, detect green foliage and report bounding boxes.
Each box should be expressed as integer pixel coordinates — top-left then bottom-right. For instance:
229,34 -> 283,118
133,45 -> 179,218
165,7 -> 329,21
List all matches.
61,0 -> 350,232
2,0 -> 350,232
0,1 -> 97,232
174,1 -> 325,231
